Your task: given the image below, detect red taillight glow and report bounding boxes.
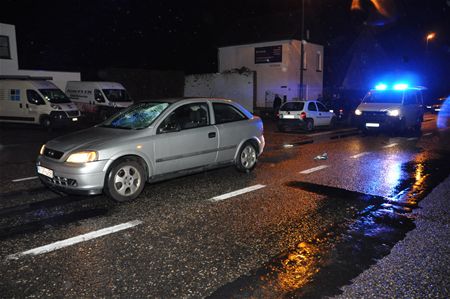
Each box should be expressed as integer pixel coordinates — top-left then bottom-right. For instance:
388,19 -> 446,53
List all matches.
339,109 -> 344,113
300,112 -> 307,119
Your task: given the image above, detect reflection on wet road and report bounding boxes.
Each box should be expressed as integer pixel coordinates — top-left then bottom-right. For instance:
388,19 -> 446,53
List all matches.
210,155 -> 450,298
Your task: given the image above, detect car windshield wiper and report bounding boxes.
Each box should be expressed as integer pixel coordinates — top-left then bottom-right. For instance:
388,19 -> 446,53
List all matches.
99,124 -> 133,130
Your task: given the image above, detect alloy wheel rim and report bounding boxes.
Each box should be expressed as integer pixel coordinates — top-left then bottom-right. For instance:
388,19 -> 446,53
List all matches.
114,165 -> 141,196
241,146 -> 256,169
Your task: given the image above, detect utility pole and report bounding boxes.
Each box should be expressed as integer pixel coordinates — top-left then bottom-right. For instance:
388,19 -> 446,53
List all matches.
299,0 -> 305,100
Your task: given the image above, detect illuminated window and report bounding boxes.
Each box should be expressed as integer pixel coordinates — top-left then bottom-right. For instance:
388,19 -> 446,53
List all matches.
0,35 -> 11,59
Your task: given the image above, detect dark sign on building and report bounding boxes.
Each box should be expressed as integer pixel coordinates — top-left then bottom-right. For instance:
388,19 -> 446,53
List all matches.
255,45 -> 282,64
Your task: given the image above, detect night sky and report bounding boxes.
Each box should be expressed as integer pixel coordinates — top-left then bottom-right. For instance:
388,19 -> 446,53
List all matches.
1,0 -> 449,95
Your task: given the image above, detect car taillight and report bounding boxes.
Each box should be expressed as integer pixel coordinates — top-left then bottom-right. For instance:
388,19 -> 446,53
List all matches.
339,109 -> 344,114
276,112 -> 280,118
300,112 -> 307,119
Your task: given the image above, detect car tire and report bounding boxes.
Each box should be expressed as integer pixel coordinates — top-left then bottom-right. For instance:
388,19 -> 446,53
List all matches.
413,117 -> 422,133
235,142 -> 258,173
329,117 -> 337,129
105,158 -> 146,202
305,119 -> 314,132
40,116 -> 52,130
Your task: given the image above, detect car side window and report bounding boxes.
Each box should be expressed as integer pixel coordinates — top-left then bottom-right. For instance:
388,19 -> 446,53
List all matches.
317,102 -> 328,112
94,89 -> 105,102
404,91 -> 417,105
308,102 -> 317,111
26,90 -> 45,105
213,103 -> 247,124
158,103 -> 209,133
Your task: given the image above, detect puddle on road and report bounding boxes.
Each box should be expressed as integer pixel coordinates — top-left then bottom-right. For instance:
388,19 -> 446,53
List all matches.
209,158 -> 450,298
0,191 -> 114,240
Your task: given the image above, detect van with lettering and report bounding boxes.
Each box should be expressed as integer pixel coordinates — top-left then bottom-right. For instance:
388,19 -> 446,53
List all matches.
0,78 -> 81,128
65,81 -> 133,121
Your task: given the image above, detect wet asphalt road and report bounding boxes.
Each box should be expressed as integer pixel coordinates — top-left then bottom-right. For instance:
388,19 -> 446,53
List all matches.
0,114 -> 449,298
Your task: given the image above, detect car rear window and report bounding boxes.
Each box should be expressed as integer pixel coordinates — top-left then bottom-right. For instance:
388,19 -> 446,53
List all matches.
280,102 -> 304,111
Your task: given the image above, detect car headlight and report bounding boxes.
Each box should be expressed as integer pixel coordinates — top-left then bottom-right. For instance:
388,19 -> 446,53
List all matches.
387,109 -> 400,117
355,109 -> 362,116
66,151 -> 98,163
39,144 -> 46,155
50,104 -> 62,110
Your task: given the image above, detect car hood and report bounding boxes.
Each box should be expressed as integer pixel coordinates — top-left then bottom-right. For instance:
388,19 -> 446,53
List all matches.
45,126 -> 141,153
358,102 -> 402,112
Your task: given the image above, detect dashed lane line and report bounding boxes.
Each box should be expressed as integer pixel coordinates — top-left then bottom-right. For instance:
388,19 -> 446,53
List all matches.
209,184 -> 266,202
350,152 -> 370,159
11,176 -> 38,183
299,165 -> 329,174
383,143 -> 398,148
6,220 -> 143,261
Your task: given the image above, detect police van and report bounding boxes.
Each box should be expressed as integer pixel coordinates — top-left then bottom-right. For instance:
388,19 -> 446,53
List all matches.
355,83 -> 424,133
65,81 -> 133,120
0,77 -> 81,128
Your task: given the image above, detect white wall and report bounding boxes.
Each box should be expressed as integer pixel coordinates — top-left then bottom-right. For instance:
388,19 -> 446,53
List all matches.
184,71 -> 254,112
219,40 -> 323,107
0,23 -> 80,90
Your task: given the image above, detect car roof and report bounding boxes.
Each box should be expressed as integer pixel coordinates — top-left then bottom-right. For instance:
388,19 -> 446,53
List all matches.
140,97 -> 236,105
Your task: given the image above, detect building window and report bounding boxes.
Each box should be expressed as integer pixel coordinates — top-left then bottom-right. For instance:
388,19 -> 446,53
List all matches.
10,89 -> 20,101
316,51 -> 322,72
0,35 -> 11,59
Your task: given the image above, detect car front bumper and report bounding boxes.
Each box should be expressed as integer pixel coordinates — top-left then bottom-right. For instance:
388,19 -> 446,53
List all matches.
355,114 -> 403,130
36,155 -> 110,195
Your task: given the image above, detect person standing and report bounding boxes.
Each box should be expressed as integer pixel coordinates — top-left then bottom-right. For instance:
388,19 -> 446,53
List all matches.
273,94 -> 282,118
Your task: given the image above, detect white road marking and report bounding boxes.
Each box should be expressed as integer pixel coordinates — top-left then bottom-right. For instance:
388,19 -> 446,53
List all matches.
6,220 -> 143,261
12,176 -> 38,183
423,133 -> 433,136
407,137 -> 418,141
383,143 -> 398,148
300,165 -> 329,174
210,184 -> 266,202
351,152 -> 370,159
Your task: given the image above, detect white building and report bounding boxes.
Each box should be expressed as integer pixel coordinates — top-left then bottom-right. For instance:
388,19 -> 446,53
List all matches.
218,40 -> 323,108
0,23 -> 80,90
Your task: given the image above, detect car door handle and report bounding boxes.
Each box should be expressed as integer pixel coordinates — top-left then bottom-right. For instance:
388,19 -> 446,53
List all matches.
208,132 -> 216,138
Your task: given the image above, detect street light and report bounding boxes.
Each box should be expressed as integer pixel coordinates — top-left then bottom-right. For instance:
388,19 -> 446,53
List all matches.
426,32 -> 436,51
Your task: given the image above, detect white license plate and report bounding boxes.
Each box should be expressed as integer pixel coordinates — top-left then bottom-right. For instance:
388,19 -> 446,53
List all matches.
282,114 -> 295,119
434,108 -> 441,112
366,123 -> 380,128
37,165 -> 54,178
72,118 -> 78,122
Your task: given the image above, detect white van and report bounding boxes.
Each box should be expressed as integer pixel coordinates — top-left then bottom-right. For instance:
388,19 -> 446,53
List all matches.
0,78 -> 81,128
65,81 -> 133,120
354,84 -> 424,133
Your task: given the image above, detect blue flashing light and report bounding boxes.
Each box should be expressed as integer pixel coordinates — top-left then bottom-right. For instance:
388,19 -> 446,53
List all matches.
393,83 -> 409,90
375,83 -> 388,90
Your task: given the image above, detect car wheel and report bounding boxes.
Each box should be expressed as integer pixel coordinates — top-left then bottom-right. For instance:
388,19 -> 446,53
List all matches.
305,119 -> 314,131
329,117 -> 337,129
105,158 -> 146,202
40,116 -> 52,130
236,142 -> 258,173
413,117 -> 422,133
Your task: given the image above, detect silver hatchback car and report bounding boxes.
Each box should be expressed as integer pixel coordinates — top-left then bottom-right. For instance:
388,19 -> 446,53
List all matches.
37,98 -> 265,201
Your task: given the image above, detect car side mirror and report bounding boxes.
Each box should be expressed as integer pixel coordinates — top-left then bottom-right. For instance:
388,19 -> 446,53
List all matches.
158,122 -> 181,134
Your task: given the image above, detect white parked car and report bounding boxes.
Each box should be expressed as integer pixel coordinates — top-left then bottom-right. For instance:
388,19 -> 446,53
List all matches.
277,100 -> 336,132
